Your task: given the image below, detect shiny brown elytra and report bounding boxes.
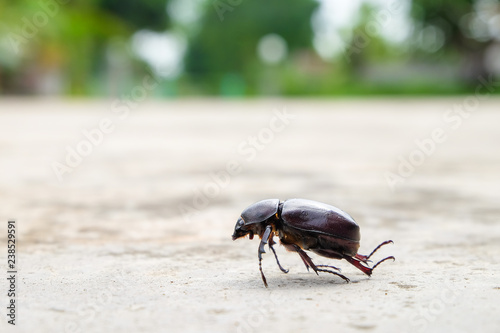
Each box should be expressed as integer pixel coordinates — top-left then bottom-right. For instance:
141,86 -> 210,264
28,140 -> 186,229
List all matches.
232,199 -> 394,287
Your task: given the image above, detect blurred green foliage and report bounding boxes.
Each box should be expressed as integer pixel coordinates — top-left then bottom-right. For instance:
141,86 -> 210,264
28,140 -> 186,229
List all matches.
0,0 -> 169,94
99,0 -> 170,31
410,0 -> 495,82
184,0 -> 317,95
0,0 -> 498,96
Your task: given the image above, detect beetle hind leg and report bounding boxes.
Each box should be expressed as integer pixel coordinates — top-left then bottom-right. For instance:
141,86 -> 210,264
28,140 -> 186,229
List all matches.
345,255 -> 395,276
371,256 -> 395,271
355,240 -> 394,263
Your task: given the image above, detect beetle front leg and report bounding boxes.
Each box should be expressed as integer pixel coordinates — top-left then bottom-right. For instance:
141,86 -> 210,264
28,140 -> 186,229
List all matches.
257,225 -> 273,287
258,254 -> 268,288
268,236 -> 289,273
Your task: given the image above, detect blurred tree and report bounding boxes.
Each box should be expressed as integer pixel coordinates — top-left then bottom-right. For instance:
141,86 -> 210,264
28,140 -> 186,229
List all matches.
98,0 -> 170,31
0,0 -> 171,95
184,0 -> 318,95
410,0 -> 498,84
342,4 -> 391,74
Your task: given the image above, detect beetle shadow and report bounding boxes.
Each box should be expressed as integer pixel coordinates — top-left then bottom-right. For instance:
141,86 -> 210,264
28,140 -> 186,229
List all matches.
275,274 -> 367,290
228,272 -> 367,290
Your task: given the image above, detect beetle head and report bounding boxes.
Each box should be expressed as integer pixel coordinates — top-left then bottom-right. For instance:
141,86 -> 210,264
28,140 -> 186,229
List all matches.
232,217 -> 255,240
233,199 -> 280,241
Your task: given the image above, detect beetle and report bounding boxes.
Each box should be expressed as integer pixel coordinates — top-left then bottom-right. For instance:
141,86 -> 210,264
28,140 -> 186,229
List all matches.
232,198 -> 394,287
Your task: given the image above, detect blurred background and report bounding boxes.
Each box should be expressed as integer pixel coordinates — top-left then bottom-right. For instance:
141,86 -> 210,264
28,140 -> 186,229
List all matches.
1,0 -> 500,97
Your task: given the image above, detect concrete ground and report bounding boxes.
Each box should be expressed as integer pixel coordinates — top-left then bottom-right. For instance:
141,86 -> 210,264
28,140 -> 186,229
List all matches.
0,98 -> 499,333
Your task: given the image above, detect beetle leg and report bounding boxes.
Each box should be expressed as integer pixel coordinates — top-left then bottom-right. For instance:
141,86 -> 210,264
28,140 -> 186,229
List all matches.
292,245 -> 316,273
316,264 -> 341,272
295,247 -> 349,281
258,226 -> 272,256
371,256 -> 395,271
257,225 -> 273,288
356,240 -> 394,263
290,245 -> 350,283
259,257 -> 268,288
345,255 -> 395,276
295,249 -> 350,282
268,239 -> 289,273
353,254 -> 371,264
316,268 -> 350,283
345,256 -> 372,276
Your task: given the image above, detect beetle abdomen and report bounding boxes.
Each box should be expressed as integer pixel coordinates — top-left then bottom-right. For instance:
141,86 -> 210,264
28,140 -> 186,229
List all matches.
281,199 -> 360,242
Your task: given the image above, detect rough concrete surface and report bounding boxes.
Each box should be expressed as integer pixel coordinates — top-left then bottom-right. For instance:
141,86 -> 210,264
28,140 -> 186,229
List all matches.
0,98 -> 499,333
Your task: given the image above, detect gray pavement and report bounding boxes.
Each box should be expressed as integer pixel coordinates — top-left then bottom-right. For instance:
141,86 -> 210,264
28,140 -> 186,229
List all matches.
0,98 -> 499,333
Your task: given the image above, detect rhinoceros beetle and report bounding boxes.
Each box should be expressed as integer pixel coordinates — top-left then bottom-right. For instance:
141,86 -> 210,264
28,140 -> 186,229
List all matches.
232,199 -> 394,287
